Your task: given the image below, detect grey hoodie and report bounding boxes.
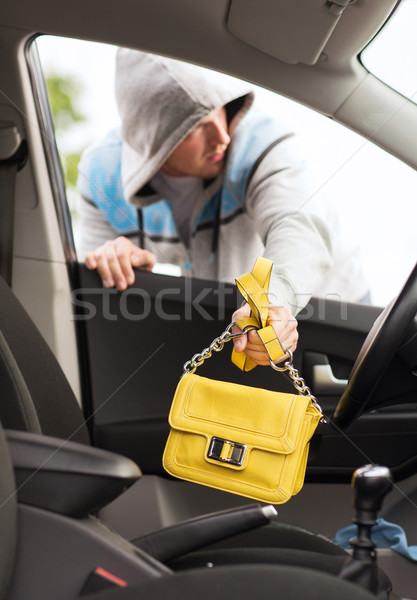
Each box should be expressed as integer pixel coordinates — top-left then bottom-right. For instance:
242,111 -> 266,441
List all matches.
115,49 -> 253,204
77,49 -> 369,313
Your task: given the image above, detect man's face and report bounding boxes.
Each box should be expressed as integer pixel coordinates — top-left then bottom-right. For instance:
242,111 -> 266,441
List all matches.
161,106 -> 230,179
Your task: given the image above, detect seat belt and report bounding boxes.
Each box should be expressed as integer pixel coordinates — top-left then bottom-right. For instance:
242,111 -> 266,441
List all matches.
0,122 -> 28,285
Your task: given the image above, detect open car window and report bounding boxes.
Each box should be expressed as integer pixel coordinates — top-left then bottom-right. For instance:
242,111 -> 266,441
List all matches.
35,35 -> 417,308
361,0 -> 417,103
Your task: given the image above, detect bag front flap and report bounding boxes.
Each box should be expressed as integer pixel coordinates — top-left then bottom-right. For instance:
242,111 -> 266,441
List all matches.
169,374 -> 316,454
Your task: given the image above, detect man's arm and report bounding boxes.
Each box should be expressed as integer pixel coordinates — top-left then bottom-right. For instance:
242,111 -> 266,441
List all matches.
245,134 -> 334,315
76,193 -> 120,261
230,133 -> 332,365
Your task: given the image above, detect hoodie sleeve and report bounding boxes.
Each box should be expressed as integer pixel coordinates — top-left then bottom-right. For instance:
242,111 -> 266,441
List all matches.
75,129 -> 138,261
245,134 -> 334,315
75,194 -> 120,261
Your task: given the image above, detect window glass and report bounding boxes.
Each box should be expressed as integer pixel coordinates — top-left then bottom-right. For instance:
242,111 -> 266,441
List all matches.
36,35 -> 417,308
361,0 -> 417,102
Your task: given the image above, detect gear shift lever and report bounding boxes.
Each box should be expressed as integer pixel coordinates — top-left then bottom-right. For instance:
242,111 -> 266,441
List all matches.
351,465 -> 393,560
339,464 -> 393,594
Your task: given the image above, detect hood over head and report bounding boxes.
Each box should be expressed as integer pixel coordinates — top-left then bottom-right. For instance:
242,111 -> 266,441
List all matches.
115,48 -> 254,205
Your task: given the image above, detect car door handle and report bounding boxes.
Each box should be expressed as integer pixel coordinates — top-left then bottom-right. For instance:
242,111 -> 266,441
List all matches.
312,364 -> 348,395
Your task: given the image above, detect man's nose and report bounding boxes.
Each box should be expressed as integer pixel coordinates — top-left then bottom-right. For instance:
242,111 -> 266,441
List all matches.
209,119 -> 230,147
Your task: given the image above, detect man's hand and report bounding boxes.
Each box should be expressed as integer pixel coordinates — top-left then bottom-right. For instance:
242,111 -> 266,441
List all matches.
231,303 -> 298,366
85,236 -> 157,291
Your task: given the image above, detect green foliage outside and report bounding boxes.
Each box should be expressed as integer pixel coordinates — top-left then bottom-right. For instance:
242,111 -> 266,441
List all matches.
46,73 -> 86,189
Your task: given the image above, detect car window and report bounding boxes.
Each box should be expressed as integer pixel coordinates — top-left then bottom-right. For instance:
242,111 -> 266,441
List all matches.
35,35 -> 417,309
361,0 -> 417,102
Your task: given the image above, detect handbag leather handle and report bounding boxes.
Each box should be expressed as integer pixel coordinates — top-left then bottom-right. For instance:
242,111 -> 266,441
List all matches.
232,257 -> 287,372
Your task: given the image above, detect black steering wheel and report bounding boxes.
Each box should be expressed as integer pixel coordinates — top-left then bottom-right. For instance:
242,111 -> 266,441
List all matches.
332,261 -> 417,431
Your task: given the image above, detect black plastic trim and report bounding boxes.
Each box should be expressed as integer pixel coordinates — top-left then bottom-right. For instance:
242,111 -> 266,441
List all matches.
7,429 -> 141,517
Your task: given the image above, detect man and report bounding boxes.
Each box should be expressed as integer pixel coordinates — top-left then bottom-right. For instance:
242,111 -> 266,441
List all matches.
77,49 -> 367,363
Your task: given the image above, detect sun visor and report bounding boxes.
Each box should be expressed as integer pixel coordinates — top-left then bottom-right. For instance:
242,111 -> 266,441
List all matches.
226,0 -> 354,65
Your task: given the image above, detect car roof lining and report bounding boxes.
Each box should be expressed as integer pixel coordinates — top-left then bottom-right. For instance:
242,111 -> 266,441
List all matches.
0,1 -> 396,96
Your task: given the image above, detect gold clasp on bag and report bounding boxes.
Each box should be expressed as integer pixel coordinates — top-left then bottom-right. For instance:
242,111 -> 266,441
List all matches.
207,436 -> 247,467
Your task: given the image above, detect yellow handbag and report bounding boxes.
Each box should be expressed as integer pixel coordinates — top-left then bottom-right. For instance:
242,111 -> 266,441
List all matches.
163,258 -> 324,504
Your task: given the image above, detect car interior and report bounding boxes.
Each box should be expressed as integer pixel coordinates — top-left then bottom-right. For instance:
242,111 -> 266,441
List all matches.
0,0 -> 417,598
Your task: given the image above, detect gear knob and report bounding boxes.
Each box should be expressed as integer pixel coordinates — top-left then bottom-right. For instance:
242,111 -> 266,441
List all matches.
352,464 -> 393,522
339,464 -> 393,593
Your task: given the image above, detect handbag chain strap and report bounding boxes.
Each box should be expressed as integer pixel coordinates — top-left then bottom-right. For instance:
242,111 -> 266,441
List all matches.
183,322 -> 325,421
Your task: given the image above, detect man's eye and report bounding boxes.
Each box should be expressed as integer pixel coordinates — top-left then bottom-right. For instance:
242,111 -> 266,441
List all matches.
186,125 -> 203,139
